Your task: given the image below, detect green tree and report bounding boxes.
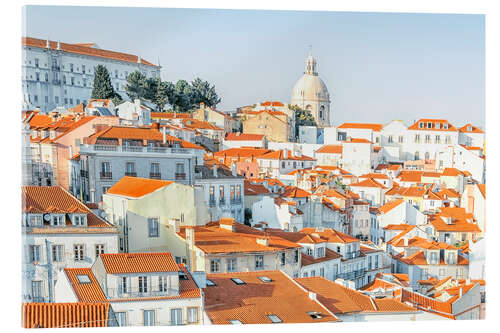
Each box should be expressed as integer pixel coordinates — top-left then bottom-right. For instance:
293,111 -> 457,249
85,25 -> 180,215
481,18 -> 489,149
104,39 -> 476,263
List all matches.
124,71 -> 147,100
289,104 -> 317,138
173,79 -> 193,112
190,77 -> 221,108
91,65 -> 120,100
155,80 -> 171,111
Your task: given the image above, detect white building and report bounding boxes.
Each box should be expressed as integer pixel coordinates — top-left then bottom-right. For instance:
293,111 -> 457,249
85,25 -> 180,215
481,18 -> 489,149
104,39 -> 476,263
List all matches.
252,196 -> 303,231
222,133 -> 266,149
22,186 -> 119,303
54,252 -> 205,326
291,52 -> 331,127
22,37 -> 160,113
458,124 -> 485,149
116,99 -> 152,126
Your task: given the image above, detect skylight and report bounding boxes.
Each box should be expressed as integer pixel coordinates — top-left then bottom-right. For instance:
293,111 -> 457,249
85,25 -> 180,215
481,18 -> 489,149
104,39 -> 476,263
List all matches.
307,311 -> 323,319
206,279 -> 216,286
179,271 -> 188,280
267,314 -> 282,323
76,274 -> 91,284
258,276 -> 272,283
229,320 -> 242,325
231,278 -> 246,285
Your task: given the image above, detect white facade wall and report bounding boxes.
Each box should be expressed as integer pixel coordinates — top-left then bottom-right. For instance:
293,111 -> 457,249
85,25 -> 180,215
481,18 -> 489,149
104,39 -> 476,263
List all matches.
403,129 -> 459,162
222,139 -> 264,150
196,178 -> 245,223
22,232 -> 119,302
341,142 -> 373,176
22,43 -> 159,113
349,186 -> 384,206
298,126 -> 318,144
458,131 -> 485,149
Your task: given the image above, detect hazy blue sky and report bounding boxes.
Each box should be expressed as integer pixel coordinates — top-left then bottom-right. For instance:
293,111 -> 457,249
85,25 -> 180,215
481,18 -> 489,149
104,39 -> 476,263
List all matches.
24,6 -> 485,127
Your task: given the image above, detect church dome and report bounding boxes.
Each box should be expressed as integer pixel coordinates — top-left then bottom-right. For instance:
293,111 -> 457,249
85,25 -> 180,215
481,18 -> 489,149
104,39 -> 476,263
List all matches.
291,54 -> 330,102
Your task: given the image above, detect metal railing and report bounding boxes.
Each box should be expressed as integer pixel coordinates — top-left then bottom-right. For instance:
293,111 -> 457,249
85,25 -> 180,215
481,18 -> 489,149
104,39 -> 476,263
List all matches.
100,171 -> 112,180
175,173 -> 186,180
208,199 -> 216,207
125,172 -> 137,177
80,170 -> 88,178
106,287 -> 179,299
81,144 -> 193,155
150,172 -> 161,179
230,198 -> 242,205
219,199 -> 225,205
344,250 -> 361,259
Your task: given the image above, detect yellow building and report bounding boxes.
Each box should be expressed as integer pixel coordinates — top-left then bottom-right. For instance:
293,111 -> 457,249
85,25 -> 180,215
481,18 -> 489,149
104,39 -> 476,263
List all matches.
242,110 -> 292,142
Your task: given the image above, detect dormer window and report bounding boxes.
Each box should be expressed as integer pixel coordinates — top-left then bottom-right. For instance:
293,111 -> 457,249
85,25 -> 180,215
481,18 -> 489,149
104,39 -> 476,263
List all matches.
427,122 -> 432,129
307,311 -> 323,319
51,214 -> 65,226
467,126 -> 472,131
307,248 -> 313,256
443,123 -> 449,129
27,214 -> 43,227
31,130 -> 37,138
419,122 -> 424,129
50,130 -> 56,139
72,214 -> 87,226
435,123 -> 441,129
446,251 -> 456,264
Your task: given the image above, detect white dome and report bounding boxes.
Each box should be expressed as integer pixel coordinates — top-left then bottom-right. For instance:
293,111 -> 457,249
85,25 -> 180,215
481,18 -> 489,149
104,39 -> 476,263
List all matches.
291,73 -> 330,102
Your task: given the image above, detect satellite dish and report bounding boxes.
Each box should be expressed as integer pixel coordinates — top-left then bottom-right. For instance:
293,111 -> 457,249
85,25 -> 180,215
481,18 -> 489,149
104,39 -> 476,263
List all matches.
43,214 -> 51,221
100,211 -> 107,219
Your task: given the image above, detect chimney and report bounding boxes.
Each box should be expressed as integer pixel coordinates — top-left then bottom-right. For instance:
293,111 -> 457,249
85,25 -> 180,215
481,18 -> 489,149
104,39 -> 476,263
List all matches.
192,271 -> 207,289
459,287 -> 463,298
46,38 -> 50,49
308,291 -> 317,301
256,237 -> 269,246
69,145 -> 73,159
169,219 -> 180,233
232,163 -> 237,177
152,122 -> 160,130
219,218 -> 235,232
57,41 -> 61,50
283,150 -> 288,159
162,126 -> 166,144
404,238 -> 408,246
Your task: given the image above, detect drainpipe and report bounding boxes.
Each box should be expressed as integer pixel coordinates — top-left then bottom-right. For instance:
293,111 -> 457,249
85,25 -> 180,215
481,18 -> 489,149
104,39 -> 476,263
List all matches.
45,239 -> 54,302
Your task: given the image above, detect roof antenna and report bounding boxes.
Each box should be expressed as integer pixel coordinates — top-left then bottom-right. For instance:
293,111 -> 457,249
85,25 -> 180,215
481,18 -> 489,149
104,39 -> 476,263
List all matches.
46,37 -> 50,49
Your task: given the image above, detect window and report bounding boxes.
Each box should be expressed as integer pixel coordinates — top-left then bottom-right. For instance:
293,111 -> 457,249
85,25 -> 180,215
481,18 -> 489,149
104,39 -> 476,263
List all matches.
231,278 -> 246,285
115,70 -> 118,78
316,247 -> 325,257
457,268 -> 464,279
280,252 -> 286,266
82,64 -> 86,73
320,267 -> 325,277
445,135 -> 451,144
435,135 -> 441,144
210,259 -> 221,273
294,249 -> 299,263
267,314 -> 282,323
143,310 -> 155,326
125,162 -> 136,174
209,186 -> 215,204
115,312 -> 126,326
73,214 -> 86,226
236,185 -> 241,200
148,217 -> 159,237
34,95 -> 38,103
425,135 -> 431,143
206,279 -> 216,286
120,276 -> 129,293
187,307 -> 199,324
76,274 -> 91,283
229,320 -> 242,325
307,248 -> 313,256
170,308 -> 182,326
398,135 -> 404,143
414,151 -> 420,160
219,185 -> 225,203
74,244 -> 84,261
95,244 -> 105,258
138,276 -> 148,293
388,135 -> 394,143
44,73 -> 48,82
70,63 -> 74,72
303,272 -> 308,277
71,77 -> 74,85
307,312 -> 323,319
375,255 -> 379,268
311,270 -> 316,277
55,96 -> 59,103
230,185 -> 235,201
258,276 -> 272,283
158,275 -> 168,292
28,214 -> 42,227
414,134 -> 420,143
430,251 -> 438,264
70,98 -> 73,105
30,245 -> 40,262
51,245 -> 63,262
44,96 -> 48,103
255,255 -> 264,269
281,161 -> 285,168
32,281 -> 42,301
35,58 -> 39,68
226,258 -> 237,272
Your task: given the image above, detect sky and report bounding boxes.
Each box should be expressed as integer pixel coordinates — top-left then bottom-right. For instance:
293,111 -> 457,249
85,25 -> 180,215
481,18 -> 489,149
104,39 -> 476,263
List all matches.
23,6 -> 485,127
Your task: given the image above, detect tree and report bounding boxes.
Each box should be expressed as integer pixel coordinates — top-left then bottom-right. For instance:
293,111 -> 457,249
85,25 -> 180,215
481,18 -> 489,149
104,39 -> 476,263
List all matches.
190,77 -> 221,108
173,79 -> 193,112
91,65 -> 120,100
289,104 -> 317,138
155,80 -> 172,112
124,71 -> 147,100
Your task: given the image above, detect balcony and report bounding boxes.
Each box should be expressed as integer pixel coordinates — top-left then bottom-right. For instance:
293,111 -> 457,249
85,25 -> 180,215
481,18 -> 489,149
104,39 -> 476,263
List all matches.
175,173 -> 186,180
150,172 -> 161,179
80,170 -> 88,178
219,199 -> 226,206
106,287 -> 179,299
52,79 -> 61,85
100,171 -> 112,180
344,250 -> 361,259
125,172 -> 137,177
208,198 -> 216,207
81,144 -> 192,155
230,198 -> 242,205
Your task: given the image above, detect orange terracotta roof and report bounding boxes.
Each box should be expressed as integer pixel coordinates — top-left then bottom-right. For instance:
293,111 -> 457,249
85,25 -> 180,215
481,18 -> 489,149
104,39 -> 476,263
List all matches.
22,186 -> 112,228
378,199 -> 404,214
321,188 -> 347,199
300,228 -> 359,244
282,186 -> 312,198
359,173 -> 389,180
214,147 -> 272,159
64,268 -> 108,302
99,252 -> 179,274
337,123 -> 383,131
349,178 -> 387,189
398,170 -> 424,183
302,248 -> 342,266
22,302 -> 111,328
23,37 -> 157,67
343,138 -> 373,144
402,186 -> 426,197
177,221 -> 300,254
182,118 -> 224,131
436,188 -> 461,199
264,229 -> 326,245
151,112 -> 192,119
458,124 -> 484,134
460,145 -> 481,151
477,184 -> 485,198
225,133 -> 265,141
244,180 -> 271,195
106,176 -> 173,198
259,150 -> 315,161
260,101 -> 285,107
428,207 -> 481,233
296,277 -> 416,314
442,168 -> 464,177
316,145 -> 343,154
205,271 -> 338,324
407,119 -> 457,132
400,289 -> 453,317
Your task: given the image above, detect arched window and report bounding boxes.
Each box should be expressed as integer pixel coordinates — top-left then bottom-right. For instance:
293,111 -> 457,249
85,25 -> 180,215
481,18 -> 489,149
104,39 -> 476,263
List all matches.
414,151 -> 420,160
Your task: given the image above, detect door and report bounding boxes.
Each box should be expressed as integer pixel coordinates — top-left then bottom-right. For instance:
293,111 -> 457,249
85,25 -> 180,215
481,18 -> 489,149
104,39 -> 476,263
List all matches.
115,312 -> 127,326
32,281 -> 42,302
143,310 -> 155,326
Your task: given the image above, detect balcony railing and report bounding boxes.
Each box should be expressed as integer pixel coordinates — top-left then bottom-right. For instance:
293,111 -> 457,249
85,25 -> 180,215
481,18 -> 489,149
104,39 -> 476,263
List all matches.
100,171 -> 112,180
81,144 -> 193,155
230,198 -> 242,205
344,250 -> 361,259
80,170 -> 88,178
175,173 -> 186,180
208,198 -> 216,207
125,172 -> 137,177
150,172 -> 161,179
338,269 -> 365,281
219,199 -> 226,206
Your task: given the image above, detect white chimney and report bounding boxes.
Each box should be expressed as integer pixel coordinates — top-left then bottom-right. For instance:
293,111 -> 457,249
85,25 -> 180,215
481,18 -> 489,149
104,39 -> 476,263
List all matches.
256,237 -> 269,246
283,150 -> 288,159
232,163 -> 237,177
162,126 -> 166,144
404,238 -> 408,246
459,287 -> 463,298
69,145 -> 73,159
308,291 -> 317,301
169,219 -> 180,233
